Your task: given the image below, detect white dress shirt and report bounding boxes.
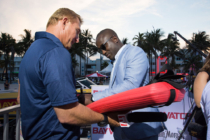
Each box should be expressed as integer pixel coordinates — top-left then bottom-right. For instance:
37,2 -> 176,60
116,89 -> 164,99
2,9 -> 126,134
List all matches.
110,44 -> 126,82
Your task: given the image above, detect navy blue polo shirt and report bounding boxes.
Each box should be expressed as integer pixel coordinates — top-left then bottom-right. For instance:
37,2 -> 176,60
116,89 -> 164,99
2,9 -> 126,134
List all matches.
19,32 -> 80,140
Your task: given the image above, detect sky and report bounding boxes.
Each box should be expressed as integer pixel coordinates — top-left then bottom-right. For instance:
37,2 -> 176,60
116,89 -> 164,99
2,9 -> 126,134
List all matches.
0,0 -> 210,60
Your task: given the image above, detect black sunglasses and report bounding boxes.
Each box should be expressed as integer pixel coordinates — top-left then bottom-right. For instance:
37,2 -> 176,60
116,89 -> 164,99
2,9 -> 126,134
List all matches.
100,36 -> 113,51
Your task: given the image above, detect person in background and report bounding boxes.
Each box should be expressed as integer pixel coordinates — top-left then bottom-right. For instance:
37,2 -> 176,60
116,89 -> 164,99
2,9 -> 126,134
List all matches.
194,54 -> 210,139
85,29 -> 165,140
18,8 -> 119,140
17,79 -> 20,104
99,79 -> 103,85
4,79 -> 9,90
194,54 -> 210,108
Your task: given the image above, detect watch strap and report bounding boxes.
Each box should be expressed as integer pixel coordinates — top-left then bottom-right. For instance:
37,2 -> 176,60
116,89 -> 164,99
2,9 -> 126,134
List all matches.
103,113 -> 108,124
97,114 -> 109,127
91,95 -> 94,102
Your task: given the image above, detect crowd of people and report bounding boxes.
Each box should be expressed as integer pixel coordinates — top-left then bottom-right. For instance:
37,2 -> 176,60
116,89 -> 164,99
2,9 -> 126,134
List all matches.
15,7 -> 210,140
89,77 -> 106,85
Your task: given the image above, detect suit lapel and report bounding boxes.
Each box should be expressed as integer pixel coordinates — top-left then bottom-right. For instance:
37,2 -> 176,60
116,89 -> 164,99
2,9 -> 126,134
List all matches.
110,44 -> 130,87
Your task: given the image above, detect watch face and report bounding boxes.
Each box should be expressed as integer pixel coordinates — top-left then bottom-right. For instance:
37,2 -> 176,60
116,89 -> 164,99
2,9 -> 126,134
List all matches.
98,114 -> 108,127
97,122 -> 107,127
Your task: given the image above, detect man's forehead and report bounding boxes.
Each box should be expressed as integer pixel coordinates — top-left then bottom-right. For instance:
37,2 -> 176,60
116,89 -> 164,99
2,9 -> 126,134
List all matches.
96,36 -> 105,45
73,18 -> 81,28
96,39 -> 101,47
97,33 -> 108,41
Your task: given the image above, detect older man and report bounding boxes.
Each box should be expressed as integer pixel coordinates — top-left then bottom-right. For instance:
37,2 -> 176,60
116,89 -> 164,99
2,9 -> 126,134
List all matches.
19,8 -> 119,140
85,29 -> 165,140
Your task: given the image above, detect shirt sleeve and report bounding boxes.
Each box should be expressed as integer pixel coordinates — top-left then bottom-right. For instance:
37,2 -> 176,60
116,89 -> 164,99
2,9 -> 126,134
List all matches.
39,47 -> 78,106
201,82 -> 210,139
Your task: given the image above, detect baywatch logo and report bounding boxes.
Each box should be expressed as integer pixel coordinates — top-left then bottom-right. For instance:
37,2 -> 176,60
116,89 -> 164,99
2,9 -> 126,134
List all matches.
93,90 -> 98,93
165,112 -> 191,119
93,90 -> 105,93
159,130 -> 184,139
92,127 -> 113,134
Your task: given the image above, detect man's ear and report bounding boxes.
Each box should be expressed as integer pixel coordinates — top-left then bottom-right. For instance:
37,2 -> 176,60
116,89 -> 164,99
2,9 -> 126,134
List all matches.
112,36 -> 119,43
62,17 -> 68,29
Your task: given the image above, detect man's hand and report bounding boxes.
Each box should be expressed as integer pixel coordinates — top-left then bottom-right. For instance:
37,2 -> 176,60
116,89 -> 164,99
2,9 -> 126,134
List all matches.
77,94 -> 94,105
84,94 -> 93,105
107,113 -> 120,127
77,94 -> 85,105
105,111 -> 130,127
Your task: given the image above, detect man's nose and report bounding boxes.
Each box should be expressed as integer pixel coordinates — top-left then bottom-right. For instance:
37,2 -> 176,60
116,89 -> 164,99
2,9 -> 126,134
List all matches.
76,37 -> 79,43
102,50 -> 106,55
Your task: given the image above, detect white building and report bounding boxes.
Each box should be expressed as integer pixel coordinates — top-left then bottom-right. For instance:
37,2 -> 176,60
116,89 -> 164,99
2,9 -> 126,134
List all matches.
0,55 -> 21,73
74,54 -> 109,77
1,49 -> 204,79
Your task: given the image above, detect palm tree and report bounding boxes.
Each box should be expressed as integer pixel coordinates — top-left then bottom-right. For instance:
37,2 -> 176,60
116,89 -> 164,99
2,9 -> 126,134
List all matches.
160,33 -> 181,69
122,38 -> 128,45
17,29 -> 34,56
69,33 -> 86,72
133,32 -> 157,77
177,49 -> 189,74
143,28 -> 164,76
0,33 -> 16,81
143,32 -> 154,77
132,32 -> 144,47
187,31 -> 210,55
178,49 -> 188,60
150,28 -> 164,74
182,55 -> 203,75
71,57 -> 79,69
69,30 -> 98,76
101,61 -> 109,70
81,29 -> 92,62
81,29 -> 98,75
86,44 -> 98,57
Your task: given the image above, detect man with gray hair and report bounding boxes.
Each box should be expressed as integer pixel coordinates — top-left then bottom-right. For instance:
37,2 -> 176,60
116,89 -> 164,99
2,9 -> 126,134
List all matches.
19,8 -> 119,140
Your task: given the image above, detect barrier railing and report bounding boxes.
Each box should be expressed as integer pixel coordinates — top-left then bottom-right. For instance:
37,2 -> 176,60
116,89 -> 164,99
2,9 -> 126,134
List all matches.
0,104 -> 20,140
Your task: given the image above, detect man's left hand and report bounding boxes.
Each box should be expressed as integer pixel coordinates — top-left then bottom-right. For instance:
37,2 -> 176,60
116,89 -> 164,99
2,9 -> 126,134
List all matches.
84,94 -> 93,105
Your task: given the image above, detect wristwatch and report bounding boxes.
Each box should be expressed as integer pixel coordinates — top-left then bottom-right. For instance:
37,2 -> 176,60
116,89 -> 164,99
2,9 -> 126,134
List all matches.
97,114 -> 109,127
91,95 -> 94,102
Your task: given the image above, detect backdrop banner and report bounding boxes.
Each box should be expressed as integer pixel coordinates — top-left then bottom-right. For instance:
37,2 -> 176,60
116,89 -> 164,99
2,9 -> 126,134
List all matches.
91,85 -> 115,140
158,88 -> 196,140
91,86 -> 196,140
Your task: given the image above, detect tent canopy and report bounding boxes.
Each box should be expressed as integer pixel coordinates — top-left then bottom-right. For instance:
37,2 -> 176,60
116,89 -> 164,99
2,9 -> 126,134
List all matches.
86,72 -> 107,77
100,62 -> 113,73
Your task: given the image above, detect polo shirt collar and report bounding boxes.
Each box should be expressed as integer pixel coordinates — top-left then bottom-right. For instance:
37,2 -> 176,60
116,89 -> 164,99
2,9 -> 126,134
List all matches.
35,32 -> 64,48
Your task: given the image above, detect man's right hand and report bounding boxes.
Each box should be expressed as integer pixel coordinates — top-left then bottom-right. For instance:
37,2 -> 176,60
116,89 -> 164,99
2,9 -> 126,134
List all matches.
105,111 -> 129,127
106,110 -> 131,127
107,119 -> 120,127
